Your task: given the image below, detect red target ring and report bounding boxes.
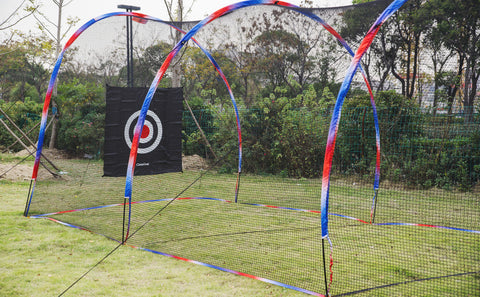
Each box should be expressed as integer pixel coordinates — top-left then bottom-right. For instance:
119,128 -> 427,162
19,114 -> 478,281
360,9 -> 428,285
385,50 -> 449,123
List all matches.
124,110 -> 163,154
141,126 -> 149,138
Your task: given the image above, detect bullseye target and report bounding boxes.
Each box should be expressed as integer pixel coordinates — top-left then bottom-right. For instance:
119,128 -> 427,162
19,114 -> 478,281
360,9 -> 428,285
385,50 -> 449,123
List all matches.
124,110 -> 163,154
105,86 -> 182,177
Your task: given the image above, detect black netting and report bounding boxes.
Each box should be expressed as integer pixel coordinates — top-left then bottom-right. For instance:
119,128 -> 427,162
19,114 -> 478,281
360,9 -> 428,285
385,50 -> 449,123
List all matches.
26,2 -> 479,296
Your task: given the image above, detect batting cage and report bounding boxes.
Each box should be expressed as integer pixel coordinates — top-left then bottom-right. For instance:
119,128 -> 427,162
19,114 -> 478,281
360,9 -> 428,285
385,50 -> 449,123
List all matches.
24,0 -> 479,296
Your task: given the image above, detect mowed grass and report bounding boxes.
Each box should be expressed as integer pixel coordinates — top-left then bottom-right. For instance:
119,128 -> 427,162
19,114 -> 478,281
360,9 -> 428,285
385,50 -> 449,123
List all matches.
1,179 -> 306,297
4,157 -> 480,296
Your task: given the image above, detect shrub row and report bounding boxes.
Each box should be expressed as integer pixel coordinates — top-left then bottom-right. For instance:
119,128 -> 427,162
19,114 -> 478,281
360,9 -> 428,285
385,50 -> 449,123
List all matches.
186,90 -> 480,190
2,87 -> 478,191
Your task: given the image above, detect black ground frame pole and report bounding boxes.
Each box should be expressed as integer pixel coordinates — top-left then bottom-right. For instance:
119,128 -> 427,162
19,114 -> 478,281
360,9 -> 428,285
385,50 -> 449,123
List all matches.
122,198 -> 127,244
117,5 -> 140,88
372,189 -> 379,224
24,179 -> 34,216
322,238 -> 329,297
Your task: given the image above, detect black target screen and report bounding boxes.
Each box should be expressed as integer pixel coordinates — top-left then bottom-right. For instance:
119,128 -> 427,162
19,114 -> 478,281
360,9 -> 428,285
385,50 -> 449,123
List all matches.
104,86 -> 183,177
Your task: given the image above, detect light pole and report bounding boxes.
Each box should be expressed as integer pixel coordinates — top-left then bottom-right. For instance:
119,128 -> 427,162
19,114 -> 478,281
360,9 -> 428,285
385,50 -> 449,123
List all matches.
117,4 -> 140,88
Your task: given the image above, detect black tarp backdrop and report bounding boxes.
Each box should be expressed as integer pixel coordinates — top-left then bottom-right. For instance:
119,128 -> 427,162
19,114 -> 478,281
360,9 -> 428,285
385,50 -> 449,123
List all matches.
104,86 -> 183,176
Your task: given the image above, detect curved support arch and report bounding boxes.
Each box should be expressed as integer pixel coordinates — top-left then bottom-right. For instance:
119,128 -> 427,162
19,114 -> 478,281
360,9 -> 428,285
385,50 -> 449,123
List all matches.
285,6 -> 382,220
320,0 -> 408,239
23,1 -> 409,295
25,12 -> 240,216
125,0 -> 406,241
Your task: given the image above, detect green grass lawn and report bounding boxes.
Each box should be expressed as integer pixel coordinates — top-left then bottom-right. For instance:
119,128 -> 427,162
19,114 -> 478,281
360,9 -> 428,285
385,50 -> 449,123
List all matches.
3,156 -> 480,296
1,179 -> 309,297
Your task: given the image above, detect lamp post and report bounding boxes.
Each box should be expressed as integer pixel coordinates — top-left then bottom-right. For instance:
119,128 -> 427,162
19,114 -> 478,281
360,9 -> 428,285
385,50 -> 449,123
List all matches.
117,4 -> 141,88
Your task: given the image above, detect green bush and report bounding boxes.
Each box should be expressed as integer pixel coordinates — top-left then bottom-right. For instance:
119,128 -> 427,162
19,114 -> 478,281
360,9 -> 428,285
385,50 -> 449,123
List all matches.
198,88 -> 479,190
55,80 -> 105,157
395,134 -> 480,191
31,78 -> 477,191
335,90 -> 422,177
211,84 -> 334,177
182,108 -> 216,157
57,102 -> 105,157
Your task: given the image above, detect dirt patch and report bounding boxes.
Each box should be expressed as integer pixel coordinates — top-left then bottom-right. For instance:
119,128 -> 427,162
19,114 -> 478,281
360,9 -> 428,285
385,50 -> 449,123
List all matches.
12,147 -> 70,160
1,148 -> 71,182
0,162 -> 33,181
41,148 -> 71,160
12,146 -> 36,158
1,152 -> 208,181
14,146 -> 70,159
183,154 -> 208,171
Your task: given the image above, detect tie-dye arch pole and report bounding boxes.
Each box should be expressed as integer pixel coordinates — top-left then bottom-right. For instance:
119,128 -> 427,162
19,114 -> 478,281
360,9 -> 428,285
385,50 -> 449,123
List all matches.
319,0 -> 407,240
124,0 -> 407,244
124,1 -> 407,294
25,1 -> 409,295
24,12 -> 241,216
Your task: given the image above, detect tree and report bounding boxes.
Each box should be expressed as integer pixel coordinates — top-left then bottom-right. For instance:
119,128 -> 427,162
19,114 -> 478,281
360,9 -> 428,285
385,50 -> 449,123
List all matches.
0,38 -> 29,101
387,0 -> 425,100
224,41 -> 258,106
418,2 -> 457,114
33,0 -> 79,149
0,33 -> 52,102
427,0 -> 480,121
55,79 -> 105,156
0,0 -> 39,31
243,8 -> 332,97
134,42 -> 173,87
181,46 -> 240,108
163,0 -> 196,88
340,0 -> 390,92
254,30 -> 303,89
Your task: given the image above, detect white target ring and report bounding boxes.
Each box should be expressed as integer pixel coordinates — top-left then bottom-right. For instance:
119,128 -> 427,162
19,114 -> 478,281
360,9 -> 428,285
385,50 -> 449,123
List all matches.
124,110 -> 163,154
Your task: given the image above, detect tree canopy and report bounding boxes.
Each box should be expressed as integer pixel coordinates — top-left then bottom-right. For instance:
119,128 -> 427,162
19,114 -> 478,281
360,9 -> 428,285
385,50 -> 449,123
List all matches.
0,1 -> 479,154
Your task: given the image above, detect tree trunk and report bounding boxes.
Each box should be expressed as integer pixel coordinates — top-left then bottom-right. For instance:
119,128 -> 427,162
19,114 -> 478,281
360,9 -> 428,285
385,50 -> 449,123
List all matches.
171,0 -> 183,88
432,59 -> 438,115
463,60 -> 478,123
49,0 -> 63,149
447,55 -> 463,114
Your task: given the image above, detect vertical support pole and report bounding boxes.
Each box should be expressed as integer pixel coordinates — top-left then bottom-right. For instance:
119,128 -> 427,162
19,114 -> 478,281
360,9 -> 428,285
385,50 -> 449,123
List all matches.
128,14 -> 134,87
125,13 -> 131,87
118,5 -> 141,88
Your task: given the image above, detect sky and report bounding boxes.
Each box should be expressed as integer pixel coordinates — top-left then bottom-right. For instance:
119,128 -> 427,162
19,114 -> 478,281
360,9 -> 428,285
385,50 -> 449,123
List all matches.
1,0 -> 353,37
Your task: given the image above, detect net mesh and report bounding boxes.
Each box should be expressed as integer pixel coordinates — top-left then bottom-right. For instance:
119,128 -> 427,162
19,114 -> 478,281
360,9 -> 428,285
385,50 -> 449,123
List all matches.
27,2 -> 479,296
